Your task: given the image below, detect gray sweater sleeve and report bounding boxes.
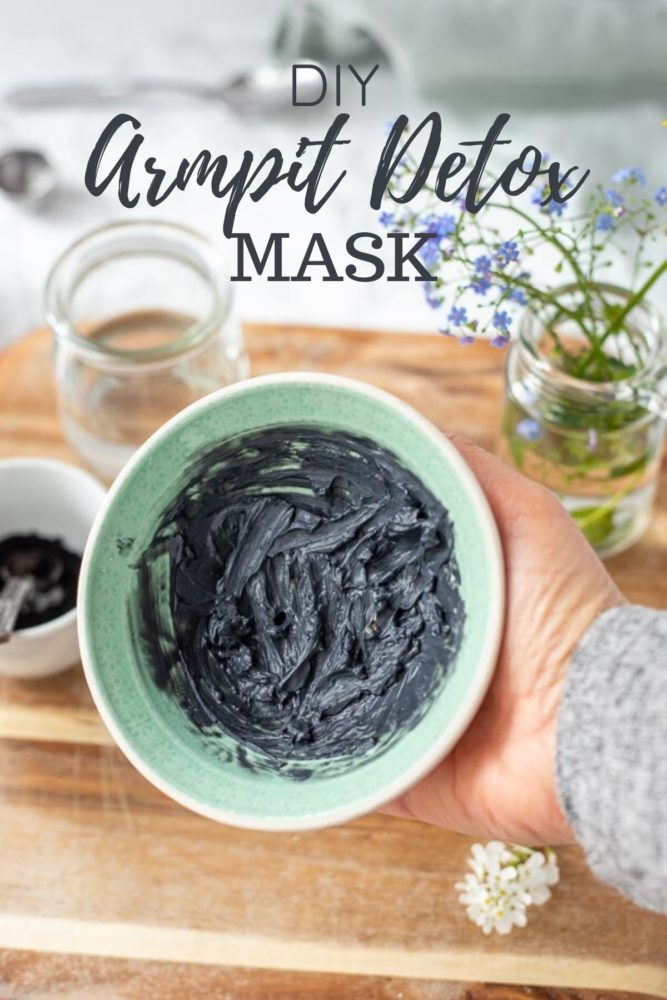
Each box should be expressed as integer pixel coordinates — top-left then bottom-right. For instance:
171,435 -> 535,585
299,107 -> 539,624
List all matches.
556,605 -> 667,913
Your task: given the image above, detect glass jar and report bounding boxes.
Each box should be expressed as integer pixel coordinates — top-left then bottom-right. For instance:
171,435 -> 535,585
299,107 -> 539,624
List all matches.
500,284 -> 666,558
46,221 -> 248,481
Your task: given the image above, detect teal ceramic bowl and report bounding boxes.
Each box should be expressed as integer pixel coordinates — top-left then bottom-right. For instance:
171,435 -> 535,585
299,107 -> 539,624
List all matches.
79,374 -> 504,830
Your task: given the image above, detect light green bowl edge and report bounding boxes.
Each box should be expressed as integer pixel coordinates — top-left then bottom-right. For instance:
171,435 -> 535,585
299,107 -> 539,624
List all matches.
78,373 -> 504,830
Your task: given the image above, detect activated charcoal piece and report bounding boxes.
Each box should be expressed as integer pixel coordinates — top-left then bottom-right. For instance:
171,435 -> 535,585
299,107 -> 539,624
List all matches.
0,533 -> 81,629
136,427 -> 465,776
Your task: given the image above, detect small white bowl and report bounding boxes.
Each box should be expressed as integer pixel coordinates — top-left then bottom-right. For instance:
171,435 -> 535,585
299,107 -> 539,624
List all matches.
0,458 -> 106,679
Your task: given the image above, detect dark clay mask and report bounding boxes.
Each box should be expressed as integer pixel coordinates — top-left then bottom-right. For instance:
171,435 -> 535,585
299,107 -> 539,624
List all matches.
0,534 -> 81,629
135,427 -> 465,776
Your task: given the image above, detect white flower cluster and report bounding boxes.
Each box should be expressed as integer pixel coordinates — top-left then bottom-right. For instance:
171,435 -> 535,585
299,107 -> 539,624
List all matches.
455,841 -> 560,936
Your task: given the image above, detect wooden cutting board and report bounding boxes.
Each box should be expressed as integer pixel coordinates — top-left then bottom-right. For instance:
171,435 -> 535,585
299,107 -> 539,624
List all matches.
0,326 -> 665,1000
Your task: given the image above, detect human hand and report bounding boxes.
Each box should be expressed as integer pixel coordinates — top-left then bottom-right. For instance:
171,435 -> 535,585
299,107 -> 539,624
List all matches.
385,436 -> 625,845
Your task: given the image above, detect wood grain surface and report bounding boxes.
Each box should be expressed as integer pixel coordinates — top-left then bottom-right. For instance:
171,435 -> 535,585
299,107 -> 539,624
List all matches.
0,951 -> 657,1000
0,326 -> 665,1000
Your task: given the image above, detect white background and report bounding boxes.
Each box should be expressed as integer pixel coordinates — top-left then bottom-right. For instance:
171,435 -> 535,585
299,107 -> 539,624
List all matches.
0,0 -> 665,345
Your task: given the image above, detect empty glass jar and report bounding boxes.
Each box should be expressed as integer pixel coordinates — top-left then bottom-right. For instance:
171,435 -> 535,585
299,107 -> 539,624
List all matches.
46,221 -> 248,481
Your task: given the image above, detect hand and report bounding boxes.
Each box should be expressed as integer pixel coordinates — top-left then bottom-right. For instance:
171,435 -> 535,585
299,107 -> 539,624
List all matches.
385,436 -> 625,845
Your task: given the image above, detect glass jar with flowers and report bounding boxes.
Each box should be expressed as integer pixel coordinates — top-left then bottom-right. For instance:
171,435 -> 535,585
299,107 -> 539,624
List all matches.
380,158 -> 667,557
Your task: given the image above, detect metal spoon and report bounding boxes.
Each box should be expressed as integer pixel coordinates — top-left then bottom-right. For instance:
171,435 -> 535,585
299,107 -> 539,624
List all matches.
0,576 -> 34,643
6,62 -> 324,114
0,148 -> 58,206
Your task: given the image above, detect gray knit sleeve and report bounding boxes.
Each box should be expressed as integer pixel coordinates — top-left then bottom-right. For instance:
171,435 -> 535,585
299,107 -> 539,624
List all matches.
556,605 -> 667,913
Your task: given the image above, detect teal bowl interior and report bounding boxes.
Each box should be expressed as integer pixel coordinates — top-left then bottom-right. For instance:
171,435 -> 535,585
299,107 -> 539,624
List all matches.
79,375 -> 503,829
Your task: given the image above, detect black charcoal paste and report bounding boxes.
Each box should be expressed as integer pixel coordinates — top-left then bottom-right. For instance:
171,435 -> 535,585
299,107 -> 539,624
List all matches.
0,534 -> 80,629
136,427 -> 465,777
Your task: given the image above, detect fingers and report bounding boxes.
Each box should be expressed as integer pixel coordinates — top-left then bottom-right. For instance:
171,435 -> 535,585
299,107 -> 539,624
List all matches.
379,754 -> 477,837
446,433 -> 541,531
448,433 -> 540,499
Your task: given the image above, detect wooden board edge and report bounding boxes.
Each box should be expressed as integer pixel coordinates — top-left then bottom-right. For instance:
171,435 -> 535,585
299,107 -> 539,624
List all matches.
0,916 -> 664,997
0,706 -> 111,746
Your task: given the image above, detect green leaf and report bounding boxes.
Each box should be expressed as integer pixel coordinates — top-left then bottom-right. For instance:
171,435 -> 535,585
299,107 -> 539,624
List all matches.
571,505 -> 615,546
507,433 -> 525,469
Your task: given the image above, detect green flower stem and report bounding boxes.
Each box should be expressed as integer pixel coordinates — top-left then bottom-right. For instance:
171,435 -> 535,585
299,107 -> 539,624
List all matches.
391,161 -> 665,385
486,203 -> 641,378
598,258 -> 667,347
569,471 -> 643,547
488,201 -> 600,336
445,247 -> 589,339
572,258 -> 667,378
